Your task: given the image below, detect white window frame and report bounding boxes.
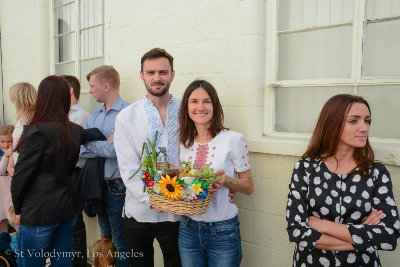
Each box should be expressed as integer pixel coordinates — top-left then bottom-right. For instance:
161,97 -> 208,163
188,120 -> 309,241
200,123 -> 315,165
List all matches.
254,0 -> 400,165
49,0 -> 105,91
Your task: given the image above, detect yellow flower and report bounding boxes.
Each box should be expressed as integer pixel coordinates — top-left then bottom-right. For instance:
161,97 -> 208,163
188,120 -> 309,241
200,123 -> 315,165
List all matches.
191,183 -> 204,195
158,175 -> 182,201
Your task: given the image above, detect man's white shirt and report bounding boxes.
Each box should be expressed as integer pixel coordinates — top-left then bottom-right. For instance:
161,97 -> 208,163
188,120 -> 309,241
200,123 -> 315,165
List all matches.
114,96 -> 180,223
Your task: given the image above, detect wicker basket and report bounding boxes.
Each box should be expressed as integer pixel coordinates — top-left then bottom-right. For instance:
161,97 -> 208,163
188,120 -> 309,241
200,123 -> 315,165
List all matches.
149,192 -> 213,216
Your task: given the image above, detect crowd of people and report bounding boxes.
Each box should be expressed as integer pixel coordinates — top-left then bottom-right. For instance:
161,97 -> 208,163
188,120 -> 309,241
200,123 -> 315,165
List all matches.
0,47 -> 399,267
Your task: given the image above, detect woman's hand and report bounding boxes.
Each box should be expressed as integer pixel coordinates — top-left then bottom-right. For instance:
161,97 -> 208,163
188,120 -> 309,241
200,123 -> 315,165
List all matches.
211,169 -> 254,196
210,181 -> 224,194
308,215 -> 354,244
308,211 -> 383,246
362,209 -> 384,225
213,168 -> 236,201
220,169 -> 254,195
308,216 -> 325,232
209,169 -> 225,194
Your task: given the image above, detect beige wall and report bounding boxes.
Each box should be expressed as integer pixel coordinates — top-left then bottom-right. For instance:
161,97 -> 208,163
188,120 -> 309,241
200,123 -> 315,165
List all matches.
103,0 -> 266,139
1,1 -> 399,266
0,0 -> 49,124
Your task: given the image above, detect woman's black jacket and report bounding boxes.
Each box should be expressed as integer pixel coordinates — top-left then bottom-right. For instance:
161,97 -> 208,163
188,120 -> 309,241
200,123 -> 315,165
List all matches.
11,120 -> 83,226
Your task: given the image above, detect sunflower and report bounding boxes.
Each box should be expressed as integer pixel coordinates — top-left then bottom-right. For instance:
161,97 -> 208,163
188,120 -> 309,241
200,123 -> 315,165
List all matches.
158,174 -> 182,201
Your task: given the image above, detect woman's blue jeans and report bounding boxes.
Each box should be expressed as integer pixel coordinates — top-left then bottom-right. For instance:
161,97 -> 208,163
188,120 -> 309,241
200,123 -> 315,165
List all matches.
178,215 -> 242,267
17,216 -> 77,267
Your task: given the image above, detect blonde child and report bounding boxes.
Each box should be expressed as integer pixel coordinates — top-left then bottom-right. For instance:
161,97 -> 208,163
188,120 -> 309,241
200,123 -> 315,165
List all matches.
92,236 -> 115,267
0,125 -> 14,233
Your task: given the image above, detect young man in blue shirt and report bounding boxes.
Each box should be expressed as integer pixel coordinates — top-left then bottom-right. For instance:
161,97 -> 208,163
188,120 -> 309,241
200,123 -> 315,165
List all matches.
80,66 -> 130,267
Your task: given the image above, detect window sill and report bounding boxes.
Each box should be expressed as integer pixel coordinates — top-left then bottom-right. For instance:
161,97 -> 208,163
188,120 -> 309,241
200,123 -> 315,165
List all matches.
247,136 -> 400,166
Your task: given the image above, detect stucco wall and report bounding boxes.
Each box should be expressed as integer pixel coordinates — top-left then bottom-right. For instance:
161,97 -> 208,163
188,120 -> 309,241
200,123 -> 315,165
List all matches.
0,0 -> 49,124
103,0 -> 266,138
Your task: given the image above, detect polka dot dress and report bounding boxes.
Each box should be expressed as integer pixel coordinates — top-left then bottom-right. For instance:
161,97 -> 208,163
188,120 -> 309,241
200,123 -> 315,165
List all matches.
286,158 -> 400,267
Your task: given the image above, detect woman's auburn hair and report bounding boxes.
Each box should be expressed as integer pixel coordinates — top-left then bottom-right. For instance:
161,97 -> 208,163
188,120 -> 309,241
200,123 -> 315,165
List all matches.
92,236 -> 115,267
179,79 -> 227,148
302,94 -> 375,179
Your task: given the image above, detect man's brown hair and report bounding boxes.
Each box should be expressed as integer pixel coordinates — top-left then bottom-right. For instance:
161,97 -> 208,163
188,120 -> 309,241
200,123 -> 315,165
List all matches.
60,75 -> 81,100
141,48 -> 174,72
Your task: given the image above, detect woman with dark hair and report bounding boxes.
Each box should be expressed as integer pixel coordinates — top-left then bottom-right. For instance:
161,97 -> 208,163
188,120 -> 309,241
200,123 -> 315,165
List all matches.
178,79 -> 254,267
11,75 -> 83,267
286,94 -> 400,266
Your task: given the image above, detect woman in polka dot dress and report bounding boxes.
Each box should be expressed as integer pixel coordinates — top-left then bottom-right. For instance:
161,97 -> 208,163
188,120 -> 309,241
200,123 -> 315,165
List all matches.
286,94 -> 400,267
178,80 -> 254,267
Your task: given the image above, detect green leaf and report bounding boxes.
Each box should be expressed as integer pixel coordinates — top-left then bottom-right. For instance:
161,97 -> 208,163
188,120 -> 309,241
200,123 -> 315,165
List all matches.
129,130 -> 160,179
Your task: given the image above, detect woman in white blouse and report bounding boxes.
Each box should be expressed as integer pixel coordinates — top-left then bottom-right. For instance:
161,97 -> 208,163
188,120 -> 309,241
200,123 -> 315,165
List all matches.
178,79 -> 254,267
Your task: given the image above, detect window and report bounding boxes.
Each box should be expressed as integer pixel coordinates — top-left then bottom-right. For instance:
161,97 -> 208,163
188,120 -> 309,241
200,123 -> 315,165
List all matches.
52,0 -> 104,111
266,0 -> 400,140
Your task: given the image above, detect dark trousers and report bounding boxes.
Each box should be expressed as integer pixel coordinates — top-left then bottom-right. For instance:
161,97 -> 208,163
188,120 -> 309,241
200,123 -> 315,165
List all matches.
71,168 -> 87,267
124,216 -> 181,267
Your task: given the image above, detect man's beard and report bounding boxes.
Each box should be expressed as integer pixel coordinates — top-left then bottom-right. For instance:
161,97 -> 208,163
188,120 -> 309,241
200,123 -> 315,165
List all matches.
145,81 -> 170,97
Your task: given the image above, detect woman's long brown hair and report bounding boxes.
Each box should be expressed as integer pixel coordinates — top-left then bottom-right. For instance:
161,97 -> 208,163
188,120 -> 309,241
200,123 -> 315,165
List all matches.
303,94 -> 375,179
179,80 -> 227,148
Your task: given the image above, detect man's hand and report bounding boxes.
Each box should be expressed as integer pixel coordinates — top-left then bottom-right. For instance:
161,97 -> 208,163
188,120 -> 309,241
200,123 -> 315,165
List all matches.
151,206 -> 163,213
107,131 -> 114,142
228,190 -> 236,203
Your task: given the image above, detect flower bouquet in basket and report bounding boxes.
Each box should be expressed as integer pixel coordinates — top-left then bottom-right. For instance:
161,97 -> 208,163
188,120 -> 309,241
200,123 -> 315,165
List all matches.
146,161 -> 224,216
131,131 -> 226,215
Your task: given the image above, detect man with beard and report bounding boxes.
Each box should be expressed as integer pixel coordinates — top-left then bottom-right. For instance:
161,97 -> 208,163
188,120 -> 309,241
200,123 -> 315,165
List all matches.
114,48 -> 181,267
